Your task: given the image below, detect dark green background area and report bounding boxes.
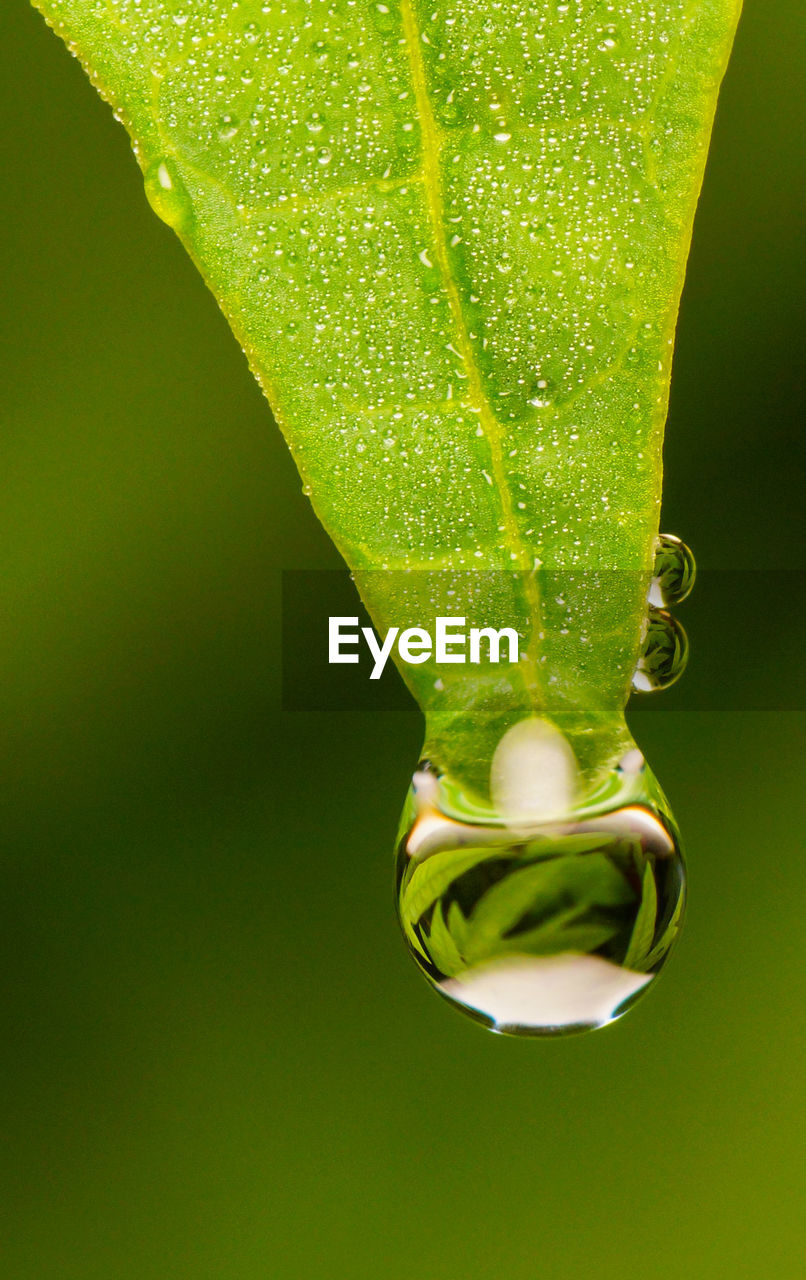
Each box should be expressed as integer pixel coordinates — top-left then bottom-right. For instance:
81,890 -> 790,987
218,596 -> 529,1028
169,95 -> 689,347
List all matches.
2,4 -> 804,1276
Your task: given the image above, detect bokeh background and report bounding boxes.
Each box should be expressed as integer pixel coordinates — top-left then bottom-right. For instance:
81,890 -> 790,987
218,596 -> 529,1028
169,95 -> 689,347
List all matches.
2,3 -> 804,1276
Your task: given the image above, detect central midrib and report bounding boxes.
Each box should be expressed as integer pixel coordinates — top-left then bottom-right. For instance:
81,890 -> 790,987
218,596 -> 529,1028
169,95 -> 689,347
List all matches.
399,0 -> 543,700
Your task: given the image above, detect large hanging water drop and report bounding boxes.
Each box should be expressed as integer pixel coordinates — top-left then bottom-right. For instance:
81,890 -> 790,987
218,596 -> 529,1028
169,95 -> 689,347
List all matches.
396,718 -> 685,1037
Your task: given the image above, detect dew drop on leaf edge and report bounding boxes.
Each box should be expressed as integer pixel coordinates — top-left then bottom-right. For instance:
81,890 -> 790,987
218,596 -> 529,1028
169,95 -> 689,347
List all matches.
650,533 -> 697,608
633,607 -> 689,693
143,156 -> 194,233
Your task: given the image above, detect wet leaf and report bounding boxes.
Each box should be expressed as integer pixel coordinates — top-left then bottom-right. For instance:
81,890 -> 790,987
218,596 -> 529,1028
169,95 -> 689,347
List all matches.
31,0 -> 742,770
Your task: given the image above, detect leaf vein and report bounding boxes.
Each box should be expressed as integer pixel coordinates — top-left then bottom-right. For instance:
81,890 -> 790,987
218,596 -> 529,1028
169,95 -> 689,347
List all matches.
399,0 -> 543,702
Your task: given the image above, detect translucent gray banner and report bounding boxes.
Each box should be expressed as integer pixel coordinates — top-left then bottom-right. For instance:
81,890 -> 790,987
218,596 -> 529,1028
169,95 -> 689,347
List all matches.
281,569 -> 804,712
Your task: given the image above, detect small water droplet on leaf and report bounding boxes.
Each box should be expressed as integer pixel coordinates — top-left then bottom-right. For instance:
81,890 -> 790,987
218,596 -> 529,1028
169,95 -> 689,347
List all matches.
649,533 -> 696,608
143,157 -> 193,232
633,608 -> 689,692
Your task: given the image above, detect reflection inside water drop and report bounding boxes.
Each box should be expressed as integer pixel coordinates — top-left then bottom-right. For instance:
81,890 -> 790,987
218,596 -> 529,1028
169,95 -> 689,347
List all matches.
396,720 -> 685,1037
633,607 -> 689,693
649,533 -> 697,609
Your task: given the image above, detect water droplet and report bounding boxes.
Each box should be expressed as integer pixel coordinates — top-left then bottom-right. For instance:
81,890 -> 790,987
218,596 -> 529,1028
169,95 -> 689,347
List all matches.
217,113 -> 240,141
649,533 -> 696,608
597,26 -> 620,53
438,92 -> 465,127
396,719 -> 685,1036
143,157 -> 193,232
633,608 -> 689,692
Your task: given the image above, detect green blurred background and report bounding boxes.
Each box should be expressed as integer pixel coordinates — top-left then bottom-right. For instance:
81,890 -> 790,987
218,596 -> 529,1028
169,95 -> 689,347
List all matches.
2,3 -> 804,1276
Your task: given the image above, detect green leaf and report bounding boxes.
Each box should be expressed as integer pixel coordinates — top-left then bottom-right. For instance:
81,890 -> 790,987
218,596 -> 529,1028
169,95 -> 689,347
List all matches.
400,907 -> 431,965
446,901 -> 470,956
424,902 -> 465,977
623,860 -> 659,970
639,883 -> 686,972
521,833 -> 617,860
400,845 -> 504,924
493,912 -> 619,961
463,852 -> 633,962
30,0 -> 742,769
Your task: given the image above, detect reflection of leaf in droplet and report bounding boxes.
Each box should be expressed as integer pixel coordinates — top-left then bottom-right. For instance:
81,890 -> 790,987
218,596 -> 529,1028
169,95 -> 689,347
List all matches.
401,845 -> 505,924
447,901 -> 470,957
490,911 -> 619,962
29,0 -> 743,779
425,902 -> 464,978
400,828 -> 630,929
400,903 -> 431,964
464,853 -> 633,962
603,834 -> 647,884
521,833 -> 615,860
623,860 -> 658,969
639,885 -> 686,973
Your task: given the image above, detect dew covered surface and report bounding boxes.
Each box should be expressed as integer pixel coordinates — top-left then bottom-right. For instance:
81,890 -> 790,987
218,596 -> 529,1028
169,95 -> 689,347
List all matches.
34,0 -> 740,735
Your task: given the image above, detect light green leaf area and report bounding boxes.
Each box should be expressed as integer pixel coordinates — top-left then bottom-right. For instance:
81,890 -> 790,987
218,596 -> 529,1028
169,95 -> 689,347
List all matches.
32,0 -> 741,766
